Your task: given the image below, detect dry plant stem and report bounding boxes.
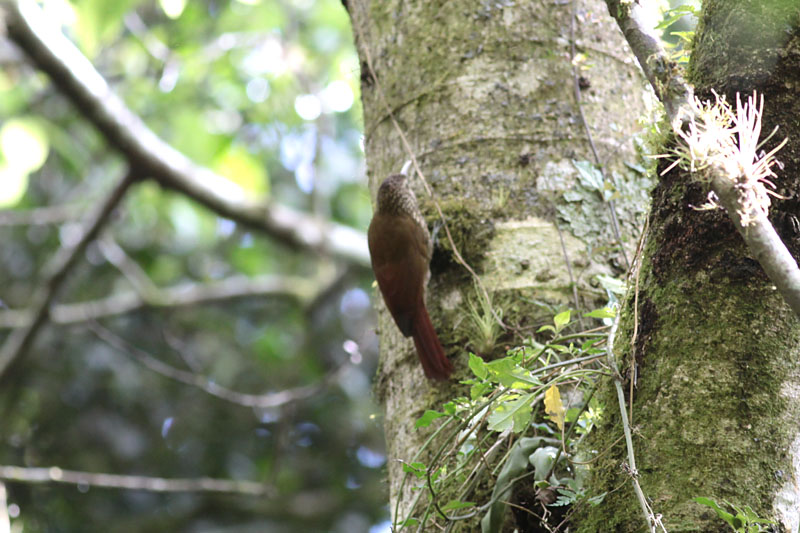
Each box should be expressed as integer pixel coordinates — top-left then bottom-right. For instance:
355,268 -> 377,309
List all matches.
98,236 -> 160,296
628,215 -> 649,424
603,0 -> 800,319
570,0 -> 630,272
3,0 -> 368,266
0,465 -> 273,496
393,416 -> 457,531
0,170 -> 136,381
607,315 -> 662,532
554,219 -> 583,327
89,322 -> 337,409
394,396 -> 500,529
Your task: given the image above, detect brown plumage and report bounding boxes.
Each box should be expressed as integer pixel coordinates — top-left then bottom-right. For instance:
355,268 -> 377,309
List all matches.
367,174 -> 453,380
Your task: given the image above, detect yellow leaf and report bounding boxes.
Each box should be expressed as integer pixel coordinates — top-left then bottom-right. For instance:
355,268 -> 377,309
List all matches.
544,385 -> 565,431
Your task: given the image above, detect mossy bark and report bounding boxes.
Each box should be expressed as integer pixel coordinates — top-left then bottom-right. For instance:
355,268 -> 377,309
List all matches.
578,1 -> 800,531
348,0 -> 647,529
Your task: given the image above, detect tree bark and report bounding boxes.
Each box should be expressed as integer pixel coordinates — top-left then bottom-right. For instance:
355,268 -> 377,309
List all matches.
348,0 -> 647,528
580,1 -> 800,531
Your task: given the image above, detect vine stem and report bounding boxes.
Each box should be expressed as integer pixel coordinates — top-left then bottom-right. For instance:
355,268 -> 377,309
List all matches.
607,315 -> 667,532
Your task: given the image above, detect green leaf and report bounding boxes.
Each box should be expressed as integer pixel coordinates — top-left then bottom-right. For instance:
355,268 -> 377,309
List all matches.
552,488 -> 578,507
415,410 -> 445,428
694,497 -> 737,527
469,353 -> 488,380
655,5 -> 696,29
553,310 -> 571,330
73,0 -> 143,57
581,338 -> 603,351
584,307 -> 616,319
529,446 -> 559,480
402,462 -> 427,479
565,407 -> 581,423
441,500 -> 475,511
572,160 -> 604,192
596,274 -> 626,295
587,492 -> 606,506
481,437 -> 548,533
470,381 -> 492,400
671,31 -> 695,44
487,393 -> 534,433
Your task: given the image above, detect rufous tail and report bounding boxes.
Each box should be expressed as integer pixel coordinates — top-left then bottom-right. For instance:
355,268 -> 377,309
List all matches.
412,305 -> 453,380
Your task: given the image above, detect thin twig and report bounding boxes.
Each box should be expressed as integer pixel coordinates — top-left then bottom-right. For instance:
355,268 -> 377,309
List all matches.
88,322 -> 343,409
0,170 -> 137,381
97,236 -> 160,296
570,0 -> 630,272
606,313 -> 661,531
628,215 -> 649,424
554,219 -> 584,328
0,465 -> 273,496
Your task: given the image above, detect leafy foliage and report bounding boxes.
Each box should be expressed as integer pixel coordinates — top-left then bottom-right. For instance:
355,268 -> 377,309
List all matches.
694,497 -> 775,533
391,308 -> 613,532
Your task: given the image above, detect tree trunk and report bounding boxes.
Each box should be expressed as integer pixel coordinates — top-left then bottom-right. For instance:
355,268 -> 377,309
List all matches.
579,1 -> 800,531
347,0 -> 648,529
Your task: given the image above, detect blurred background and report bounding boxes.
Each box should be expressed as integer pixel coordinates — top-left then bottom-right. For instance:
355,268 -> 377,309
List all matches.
0,0 -> 387,531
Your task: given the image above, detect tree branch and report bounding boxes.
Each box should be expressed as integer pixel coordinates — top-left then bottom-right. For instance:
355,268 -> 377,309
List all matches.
2,0 -> 369,267
604,0 -> 800,318
603,0 -> 693,120
0,272 -> 326,328
0,170 -> 136,380
0,465 -> 273,496
88,322 -> 343,409
0,203 -> 85,226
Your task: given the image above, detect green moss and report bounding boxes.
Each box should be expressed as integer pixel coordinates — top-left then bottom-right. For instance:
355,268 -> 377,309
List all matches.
577,248 -> 799,531
425,196 -> 494,272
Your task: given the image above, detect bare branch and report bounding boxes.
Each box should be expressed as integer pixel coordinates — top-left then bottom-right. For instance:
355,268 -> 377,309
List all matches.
88,322 -> 342,409
0,170 -> 136,380
604,0 -> 800,318
3,0 -> 369,267
603,0 -> 693,120
0,465 -> 273,496
0,272 -> 325,329
97,236 -> 160,296
710,171 -> 800,314
0,203 -> 84,226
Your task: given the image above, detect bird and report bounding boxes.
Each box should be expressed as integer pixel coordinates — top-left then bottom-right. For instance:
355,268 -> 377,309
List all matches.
367,173 -> 454,380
